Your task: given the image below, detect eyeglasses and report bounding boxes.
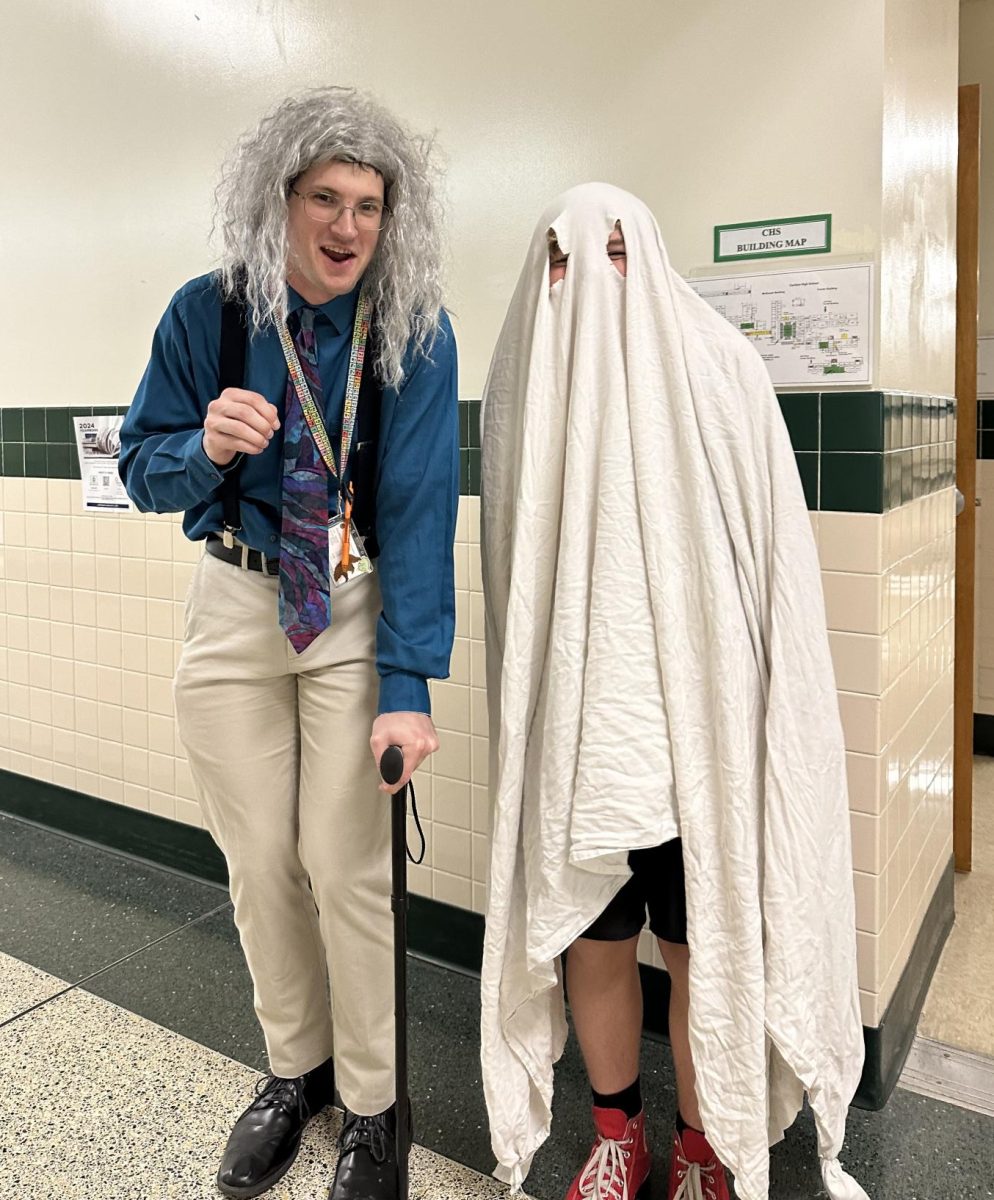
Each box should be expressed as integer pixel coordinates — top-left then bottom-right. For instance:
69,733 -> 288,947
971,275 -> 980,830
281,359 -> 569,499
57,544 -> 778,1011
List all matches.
290,187 -> 392,231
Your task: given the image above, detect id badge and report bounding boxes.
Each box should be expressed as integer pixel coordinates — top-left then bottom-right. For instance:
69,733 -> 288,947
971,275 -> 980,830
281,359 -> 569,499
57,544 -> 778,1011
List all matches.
328,515 -> 374,588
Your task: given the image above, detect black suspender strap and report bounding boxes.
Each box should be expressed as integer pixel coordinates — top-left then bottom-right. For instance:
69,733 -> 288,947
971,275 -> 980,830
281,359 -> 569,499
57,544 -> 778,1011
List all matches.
351,326 -> 382,557
217,291 -> 248,547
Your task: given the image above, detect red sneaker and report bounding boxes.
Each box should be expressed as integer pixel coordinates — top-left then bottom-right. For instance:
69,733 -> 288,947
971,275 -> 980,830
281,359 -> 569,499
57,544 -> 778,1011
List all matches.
668,1126 -> 730,1200
565,1106 -> 652,1200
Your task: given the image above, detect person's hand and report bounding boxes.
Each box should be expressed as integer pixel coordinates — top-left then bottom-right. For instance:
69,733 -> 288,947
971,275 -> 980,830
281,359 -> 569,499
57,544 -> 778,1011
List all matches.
370,712 -> 439,793
203,388 -> 280,466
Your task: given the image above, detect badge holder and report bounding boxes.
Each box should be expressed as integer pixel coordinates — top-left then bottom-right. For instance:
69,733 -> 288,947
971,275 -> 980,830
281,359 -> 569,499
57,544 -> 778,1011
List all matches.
329,484 -> 373,587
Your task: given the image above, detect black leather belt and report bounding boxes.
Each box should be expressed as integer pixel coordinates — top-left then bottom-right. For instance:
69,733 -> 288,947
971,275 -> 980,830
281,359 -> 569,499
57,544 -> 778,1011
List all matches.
205,534 -> 280,576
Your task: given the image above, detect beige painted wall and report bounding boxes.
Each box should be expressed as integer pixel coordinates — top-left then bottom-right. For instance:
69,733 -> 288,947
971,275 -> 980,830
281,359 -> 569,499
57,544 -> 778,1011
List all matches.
1,0 -> 894,403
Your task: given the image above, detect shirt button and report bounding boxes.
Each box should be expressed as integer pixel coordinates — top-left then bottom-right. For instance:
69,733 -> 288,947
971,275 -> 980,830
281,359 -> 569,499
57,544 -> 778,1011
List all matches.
269,535 -> 278,544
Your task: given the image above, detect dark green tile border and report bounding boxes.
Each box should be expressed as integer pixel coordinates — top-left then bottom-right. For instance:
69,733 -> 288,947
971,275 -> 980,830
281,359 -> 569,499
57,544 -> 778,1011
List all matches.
820,452 -> 884,514
458,399 -> 480,497
778,393 -> 819,451
794,452 -> 819,508
0,394 -> 956,513
776,391 -> 955,513
0,767 -> 953,1111
0,406 -> 130,482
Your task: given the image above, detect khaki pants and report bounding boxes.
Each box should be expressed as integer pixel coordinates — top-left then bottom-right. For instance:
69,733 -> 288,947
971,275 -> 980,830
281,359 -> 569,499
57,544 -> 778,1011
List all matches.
174,551 -> 394,1114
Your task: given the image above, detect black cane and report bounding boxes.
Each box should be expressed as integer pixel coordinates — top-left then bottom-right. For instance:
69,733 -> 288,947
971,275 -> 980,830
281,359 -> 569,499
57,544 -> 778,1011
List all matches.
379,744 -> 410,1200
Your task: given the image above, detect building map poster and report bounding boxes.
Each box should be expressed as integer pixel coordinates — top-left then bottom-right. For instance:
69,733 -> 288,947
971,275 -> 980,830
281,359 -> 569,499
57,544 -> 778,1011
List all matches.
688,263 -> 873,387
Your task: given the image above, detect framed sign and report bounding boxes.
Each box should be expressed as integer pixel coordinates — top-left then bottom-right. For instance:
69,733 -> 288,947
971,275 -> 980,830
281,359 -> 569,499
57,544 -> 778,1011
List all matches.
714,214 -> 831,263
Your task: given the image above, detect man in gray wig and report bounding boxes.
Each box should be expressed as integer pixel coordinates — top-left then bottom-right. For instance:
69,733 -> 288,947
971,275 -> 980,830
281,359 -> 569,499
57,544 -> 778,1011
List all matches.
121,87 -> 458,1200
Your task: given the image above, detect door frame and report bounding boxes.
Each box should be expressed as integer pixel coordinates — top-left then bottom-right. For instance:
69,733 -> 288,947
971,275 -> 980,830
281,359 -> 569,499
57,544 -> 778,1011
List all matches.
954,82 -> 981,873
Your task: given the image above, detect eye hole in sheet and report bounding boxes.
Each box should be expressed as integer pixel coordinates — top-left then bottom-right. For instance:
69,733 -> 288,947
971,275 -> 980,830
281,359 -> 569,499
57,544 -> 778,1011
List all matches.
547,220 -> 627,288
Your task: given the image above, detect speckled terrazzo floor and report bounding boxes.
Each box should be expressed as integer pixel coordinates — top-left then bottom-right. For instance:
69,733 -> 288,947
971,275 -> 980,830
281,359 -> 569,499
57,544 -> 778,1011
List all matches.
1,960 -> 526,1200
3,811 -> 994,1199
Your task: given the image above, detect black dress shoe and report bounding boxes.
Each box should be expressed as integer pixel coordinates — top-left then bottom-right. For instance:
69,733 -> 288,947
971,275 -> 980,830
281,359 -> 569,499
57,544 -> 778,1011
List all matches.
328,1102 -> 410,1200
217,1056 -> 334,1198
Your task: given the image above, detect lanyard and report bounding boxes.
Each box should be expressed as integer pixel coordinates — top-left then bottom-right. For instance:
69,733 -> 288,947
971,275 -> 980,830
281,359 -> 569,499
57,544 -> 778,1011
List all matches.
277,290 -> 372,507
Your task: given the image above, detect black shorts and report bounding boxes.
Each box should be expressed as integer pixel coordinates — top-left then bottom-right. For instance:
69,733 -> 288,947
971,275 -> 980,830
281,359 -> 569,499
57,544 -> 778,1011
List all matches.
579,838 -> 688,945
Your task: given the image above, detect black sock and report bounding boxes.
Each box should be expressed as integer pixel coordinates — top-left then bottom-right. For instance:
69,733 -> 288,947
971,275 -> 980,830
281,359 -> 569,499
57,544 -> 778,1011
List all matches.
676,1112 -> 705,1135
592,1076 -> 642,1119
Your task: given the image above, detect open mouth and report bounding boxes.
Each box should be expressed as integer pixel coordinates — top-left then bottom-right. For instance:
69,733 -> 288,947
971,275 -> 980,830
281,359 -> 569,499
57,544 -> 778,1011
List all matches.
321,246 -> 357,265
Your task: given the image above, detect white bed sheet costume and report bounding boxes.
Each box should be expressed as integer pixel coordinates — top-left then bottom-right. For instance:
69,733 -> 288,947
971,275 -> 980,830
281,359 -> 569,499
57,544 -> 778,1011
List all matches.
479,184 -> 870,1200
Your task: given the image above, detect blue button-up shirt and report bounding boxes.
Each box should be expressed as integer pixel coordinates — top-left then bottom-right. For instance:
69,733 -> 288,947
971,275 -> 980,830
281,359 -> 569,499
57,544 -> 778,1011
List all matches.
120,273 -> 459,715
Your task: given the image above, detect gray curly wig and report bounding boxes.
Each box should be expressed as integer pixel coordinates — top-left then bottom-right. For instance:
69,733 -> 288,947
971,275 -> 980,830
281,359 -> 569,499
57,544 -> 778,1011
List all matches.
214,86 -> 445,389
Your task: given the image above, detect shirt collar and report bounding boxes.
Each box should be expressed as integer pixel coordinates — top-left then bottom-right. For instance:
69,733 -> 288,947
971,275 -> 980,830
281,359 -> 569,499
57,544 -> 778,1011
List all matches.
287,284 -> 359,335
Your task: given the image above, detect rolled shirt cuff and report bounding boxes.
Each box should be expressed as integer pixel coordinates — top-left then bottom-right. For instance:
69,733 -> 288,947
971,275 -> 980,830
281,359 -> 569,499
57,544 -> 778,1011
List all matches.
378,670 -> 431,717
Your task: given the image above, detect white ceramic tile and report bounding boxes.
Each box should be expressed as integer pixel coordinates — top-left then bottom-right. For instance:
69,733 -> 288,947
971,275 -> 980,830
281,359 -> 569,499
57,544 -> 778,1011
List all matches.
471,688 -> 489,737
121,671 -> 149,711
121,782 -> 150,812
449,637 -> 470,687
454,542 -> 469,591
174,796 -> 203,827
148,715 -> 175,756
470,639 -> 486,689
123,709 -> 148,748
6,615 -> 29,652
828,631 -> 883,695
838,691 -> 883,755
71,516 -> 96,554
433,776 -> 472,828
433,869 -> 472,909
51,693 -> 74,730
432,681 -> 471,734
465,496 -> 480,543
454,590 -> 469,638
72,554 -> 97,592
48,515 -> 71,553
432,824 -> 471,877
3,478 -> 25,511
147,676 -> 174,717
455,496 -> 469,543
119,522 -> 146,559
174,758 -> 196,801
73,589 -> 97,627
850,812 -> 883,875
817,512 -> 884,574
471,735 -> 489,787
93,519 -> 120,557
23,479 -> 48,513
148,789 -> 175,820
433,729 -> 471,781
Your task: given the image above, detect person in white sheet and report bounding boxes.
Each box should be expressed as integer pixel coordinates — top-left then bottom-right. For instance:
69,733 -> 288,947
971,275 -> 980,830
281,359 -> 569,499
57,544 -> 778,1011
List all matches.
479,184 -> 869,1200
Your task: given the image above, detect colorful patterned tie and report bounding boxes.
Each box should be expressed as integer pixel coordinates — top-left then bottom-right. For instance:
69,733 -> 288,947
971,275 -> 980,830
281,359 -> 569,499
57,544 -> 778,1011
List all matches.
278,307 -> 332,653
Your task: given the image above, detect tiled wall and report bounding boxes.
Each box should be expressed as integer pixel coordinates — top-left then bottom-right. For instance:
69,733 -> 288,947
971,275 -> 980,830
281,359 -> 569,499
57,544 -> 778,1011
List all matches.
0,391 -> 957,1026
817,493 -> 955,1023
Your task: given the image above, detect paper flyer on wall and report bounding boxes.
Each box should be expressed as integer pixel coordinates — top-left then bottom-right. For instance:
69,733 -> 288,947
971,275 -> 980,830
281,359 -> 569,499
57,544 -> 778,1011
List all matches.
73,415 -> 132,512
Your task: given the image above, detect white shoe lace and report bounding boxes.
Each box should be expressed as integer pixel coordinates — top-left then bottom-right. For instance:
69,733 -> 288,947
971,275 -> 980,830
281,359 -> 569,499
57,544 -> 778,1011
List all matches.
672,1151 -> 720,1200
578,1134 -> 633,1200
